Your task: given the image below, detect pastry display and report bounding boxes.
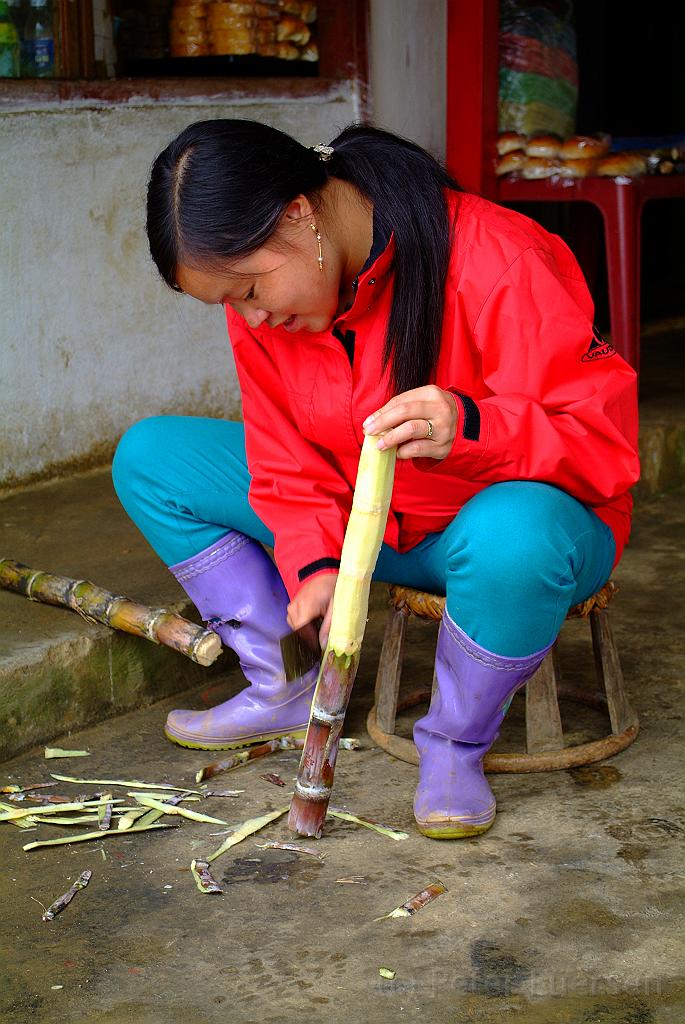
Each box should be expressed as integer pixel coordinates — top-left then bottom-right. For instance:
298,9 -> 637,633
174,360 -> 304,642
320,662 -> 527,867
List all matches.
168,0 -> 316,59
495,132 -> 682,181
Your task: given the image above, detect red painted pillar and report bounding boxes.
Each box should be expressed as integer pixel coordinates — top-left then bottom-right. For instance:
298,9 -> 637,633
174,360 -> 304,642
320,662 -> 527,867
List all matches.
446,0 -> 499,197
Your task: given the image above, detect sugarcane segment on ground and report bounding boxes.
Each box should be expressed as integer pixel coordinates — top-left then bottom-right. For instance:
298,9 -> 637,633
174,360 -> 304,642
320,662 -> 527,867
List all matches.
42,869 -> 93,921
194,736 -> 359,784
288,434 -> 397,838
0,558 -> 222,667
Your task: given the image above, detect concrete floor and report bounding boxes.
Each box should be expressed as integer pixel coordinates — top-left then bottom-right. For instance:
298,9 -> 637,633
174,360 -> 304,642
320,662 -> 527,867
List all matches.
1,485 -> 684,1024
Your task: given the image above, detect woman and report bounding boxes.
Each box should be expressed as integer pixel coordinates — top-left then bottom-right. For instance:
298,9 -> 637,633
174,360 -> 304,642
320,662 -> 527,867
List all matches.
113,120 -> 639,839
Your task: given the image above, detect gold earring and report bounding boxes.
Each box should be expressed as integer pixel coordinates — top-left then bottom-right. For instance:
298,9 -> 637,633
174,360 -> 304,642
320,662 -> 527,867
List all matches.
311,222 -> 324,272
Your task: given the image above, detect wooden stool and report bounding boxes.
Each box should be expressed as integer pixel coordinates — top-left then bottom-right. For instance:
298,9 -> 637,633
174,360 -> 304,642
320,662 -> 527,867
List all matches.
367,581 -> 640,772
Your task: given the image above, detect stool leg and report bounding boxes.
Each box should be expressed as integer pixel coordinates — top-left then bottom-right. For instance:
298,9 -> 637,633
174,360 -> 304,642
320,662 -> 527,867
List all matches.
590,608 -> 637,734
374,607 -> 409,735
525,645 -> 565,753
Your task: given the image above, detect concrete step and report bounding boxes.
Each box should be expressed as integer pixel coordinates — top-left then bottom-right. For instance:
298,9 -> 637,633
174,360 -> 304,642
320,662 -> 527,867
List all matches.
634,322 -> 685,498
1,323 -> 683,762
0,470 -> 233,762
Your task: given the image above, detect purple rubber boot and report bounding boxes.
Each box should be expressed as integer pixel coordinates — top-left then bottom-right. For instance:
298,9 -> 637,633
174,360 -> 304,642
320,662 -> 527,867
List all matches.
164,532 -> 318,750
413,609 -> 552,839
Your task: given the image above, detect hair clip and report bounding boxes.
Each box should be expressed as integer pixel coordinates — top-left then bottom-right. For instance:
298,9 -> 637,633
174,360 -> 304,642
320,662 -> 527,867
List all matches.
311,144 -> 334,162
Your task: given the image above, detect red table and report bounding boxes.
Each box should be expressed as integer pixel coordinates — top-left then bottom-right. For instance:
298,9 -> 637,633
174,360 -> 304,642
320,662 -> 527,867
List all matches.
446,0 -> 685,372
497,174 -> 685,372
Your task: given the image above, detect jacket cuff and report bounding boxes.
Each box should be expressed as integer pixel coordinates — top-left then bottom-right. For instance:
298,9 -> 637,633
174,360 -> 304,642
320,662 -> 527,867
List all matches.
298,557 -> 341,583
448,389 -> 481,441
277,552 -> 341,599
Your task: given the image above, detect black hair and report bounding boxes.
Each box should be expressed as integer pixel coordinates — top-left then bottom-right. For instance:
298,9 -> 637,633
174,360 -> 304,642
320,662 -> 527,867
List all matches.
147,119 -> 460,395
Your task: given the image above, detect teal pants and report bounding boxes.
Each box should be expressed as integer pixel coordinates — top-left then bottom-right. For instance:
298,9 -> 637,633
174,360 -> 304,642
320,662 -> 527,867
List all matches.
112,416 -> 616,658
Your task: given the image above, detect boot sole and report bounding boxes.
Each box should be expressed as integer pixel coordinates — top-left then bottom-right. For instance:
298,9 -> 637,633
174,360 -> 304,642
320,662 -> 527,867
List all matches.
163,726 -> 309,751
415,819 -> 494,839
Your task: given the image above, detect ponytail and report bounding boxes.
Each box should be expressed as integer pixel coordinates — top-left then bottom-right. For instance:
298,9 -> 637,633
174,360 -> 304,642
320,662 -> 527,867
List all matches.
324,124 -> 460,394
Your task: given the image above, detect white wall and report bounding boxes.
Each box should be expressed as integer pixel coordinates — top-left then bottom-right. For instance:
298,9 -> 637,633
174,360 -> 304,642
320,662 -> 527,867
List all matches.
369,0 -> 447,161
1,1 -> 449,492
0,86 -> 360,489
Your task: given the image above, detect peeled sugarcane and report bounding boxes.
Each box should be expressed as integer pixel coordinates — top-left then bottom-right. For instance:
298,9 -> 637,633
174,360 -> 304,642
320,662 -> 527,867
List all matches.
288,433 -> 397,838
0,558 -> 221,667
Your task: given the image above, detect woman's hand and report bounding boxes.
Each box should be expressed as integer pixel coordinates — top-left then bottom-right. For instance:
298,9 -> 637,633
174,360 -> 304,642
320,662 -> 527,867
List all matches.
362,385 -> 458,461
287,572 -> 338,651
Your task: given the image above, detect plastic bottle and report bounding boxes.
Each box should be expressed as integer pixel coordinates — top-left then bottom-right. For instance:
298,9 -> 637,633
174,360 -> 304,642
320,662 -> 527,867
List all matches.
22,0 -> 53,77
0,0 -> 20,77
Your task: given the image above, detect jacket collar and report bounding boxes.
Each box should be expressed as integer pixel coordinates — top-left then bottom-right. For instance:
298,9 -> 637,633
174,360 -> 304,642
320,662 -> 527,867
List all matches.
333,208 -> 394,328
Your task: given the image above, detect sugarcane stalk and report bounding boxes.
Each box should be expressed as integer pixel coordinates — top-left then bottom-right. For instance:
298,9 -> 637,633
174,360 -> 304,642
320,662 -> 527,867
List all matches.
0,558 -> 221,667
288,434 -> 396,838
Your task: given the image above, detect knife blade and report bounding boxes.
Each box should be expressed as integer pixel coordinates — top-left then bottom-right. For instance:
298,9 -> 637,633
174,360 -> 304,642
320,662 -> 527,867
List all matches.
279,620 -> 321,682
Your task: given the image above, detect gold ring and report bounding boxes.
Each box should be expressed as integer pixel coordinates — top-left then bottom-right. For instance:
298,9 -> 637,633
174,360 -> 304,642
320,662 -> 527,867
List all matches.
426,420 -> 434,439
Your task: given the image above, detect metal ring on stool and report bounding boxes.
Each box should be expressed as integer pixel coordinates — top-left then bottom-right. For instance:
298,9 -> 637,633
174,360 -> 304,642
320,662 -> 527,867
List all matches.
366,692 -> 639,773
368,581 -> 638,772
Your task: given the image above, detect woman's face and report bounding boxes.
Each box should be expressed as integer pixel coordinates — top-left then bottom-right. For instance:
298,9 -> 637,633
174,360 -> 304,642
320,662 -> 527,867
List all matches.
175,197 -> 346,334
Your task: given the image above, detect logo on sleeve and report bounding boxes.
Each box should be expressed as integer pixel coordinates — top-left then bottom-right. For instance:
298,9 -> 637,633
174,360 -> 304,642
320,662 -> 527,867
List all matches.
582,326 -> 616,363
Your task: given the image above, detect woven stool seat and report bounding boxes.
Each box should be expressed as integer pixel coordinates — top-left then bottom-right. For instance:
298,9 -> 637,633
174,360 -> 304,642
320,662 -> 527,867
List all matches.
367,581 -> 639,772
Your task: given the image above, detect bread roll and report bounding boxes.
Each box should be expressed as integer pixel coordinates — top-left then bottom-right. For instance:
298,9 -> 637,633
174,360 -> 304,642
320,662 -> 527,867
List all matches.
299,40 -> 318,60
277,15 -> 310,43
497,132 -> 527,156
525,134 -> 563,159
495,149 -> 527,175
521,156 -> 562,179
595,152 -> 648,178
274,40 -> 299,58
300,0 -> 317,21
560,135 -> 610,160
558,157 -> 598,178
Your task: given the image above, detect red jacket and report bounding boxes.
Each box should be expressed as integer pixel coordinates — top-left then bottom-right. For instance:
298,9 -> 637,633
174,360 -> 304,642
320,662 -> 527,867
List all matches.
226,191 -> 639,599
